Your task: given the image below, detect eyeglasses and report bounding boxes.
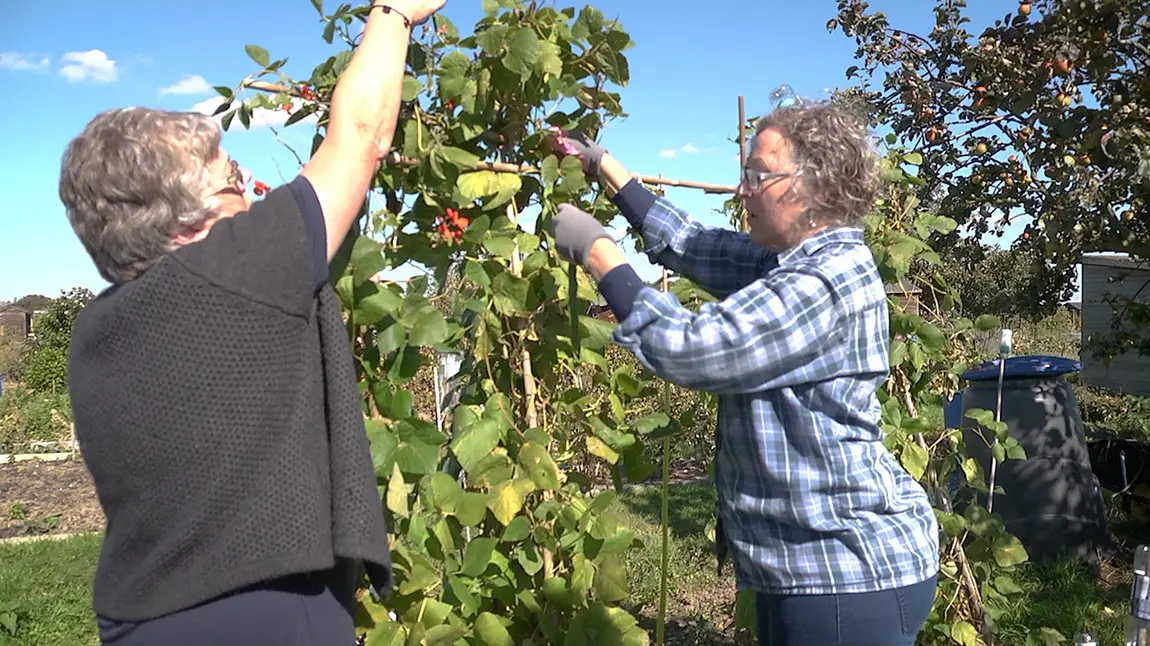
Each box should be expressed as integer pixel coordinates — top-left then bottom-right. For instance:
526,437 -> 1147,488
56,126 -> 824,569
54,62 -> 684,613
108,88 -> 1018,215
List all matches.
740,167 -> 796,192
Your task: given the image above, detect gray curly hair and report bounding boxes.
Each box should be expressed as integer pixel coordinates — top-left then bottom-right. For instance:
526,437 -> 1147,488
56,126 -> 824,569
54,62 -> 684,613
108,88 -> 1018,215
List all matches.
754,100 -> 880,229
58,107 -> 224,284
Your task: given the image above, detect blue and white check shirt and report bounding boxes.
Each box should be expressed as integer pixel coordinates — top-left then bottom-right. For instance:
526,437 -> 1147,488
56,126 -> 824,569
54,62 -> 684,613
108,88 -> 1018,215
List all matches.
604,181 -> 940,595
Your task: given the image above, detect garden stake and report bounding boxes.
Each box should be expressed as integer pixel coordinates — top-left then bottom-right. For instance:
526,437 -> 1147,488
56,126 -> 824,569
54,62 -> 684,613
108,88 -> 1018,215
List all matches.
987,328 -> 1012,514
657,267 -> 672,646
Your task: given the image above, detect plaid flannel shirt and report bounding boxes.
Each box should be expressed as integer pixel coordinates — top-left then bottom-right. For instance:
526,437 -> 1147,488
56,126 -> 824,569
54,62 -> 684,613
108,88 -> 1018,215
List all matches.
609,181 -> 939,595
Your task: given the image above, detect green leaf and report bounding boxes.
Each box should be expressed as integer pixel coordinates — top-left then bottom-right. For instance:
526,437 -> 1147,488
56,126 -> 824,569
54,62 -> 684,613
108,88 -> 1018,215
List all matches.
593,553 -> 627,603
951,620 -> 980,646
0,611 -> 16,636
904,152 -> 923,165
464,260 -> 491,287
900,441 -> 928,480
447,575 -> 478,616
429,472 -> 464,514
586,436 -> 618,464
351,235 -> 387,282
579,315 -> 617,350
363,621 -> 406,646
1027,627 -> 1067,646
994,574 -> 1024,595
935,510 -> 966,536
518,441 -> 562,490
456,492 -> 491,526
476,23 -> 509,54
541,155 -> 560,186
933,216 -> 958,234
492,272 -> 531,316
386,463 -> 408,518
436,146 -> 481,171
501,515 -> 532,542
408,308 -> 447,347
483,233 -> 517,259
993,533 -> 1030,567
367,419 -> 398,477
458,171 -> 522,208
489,478 -> 533,525
424,625 -> 468,646
916,323 -> 946,350
502,27 -> 542,77
401,75 -> 422,101
461,537 -> 497,576
244,44 -> 270,67
974,314 -> 1001,331
393,422 -> 441,475
451,418 -> 502,473
518,542 -> 544,575
632,412 -> 671,435
474,612 -> 514,646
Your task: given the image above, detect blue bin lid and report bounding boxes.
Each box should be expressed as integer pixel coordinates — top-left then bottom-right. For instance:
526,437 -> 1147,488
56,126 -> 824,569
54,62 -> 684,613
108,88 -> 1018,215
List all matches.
960,355 -> 1081,382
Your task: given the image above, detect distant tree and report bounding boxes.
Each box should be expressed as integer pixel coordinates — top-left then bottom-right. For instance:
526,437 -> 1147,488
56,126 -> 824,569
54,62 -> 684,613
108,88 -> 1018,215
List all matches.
932,242 -> 1075,320
21,288 -> 94,393
14,294 -> 53,311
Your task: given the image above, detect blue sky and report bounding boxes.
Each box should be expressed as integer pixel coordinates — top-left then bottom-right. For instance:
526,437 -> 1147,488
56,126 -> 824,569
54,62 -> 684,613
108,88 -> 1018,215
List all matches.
0,0 -> 1033,302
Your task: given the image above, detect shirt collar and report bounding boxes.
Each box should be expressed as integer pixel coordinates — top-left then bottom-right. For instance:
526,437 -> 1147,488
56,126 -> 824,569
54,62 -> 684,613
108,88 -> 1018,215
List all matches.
777,226 -> 866,264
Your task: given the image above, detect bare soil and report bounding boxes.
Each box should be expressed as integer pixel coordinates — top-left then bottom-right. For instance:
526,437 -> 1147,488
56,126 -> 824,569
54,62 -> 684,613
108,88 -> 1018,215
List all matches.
0,459 -> 104,539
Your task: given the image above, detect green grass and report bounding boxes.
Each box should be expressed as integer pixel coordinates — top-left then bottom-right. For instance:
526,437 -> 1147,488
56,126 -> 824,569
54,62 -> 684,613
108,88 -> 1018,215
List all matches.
0,485 -> 1139,646
610,482 -> 752,645
0,534 -> 102,646
610,482 -> 1138,645
993,558 -> 1128,645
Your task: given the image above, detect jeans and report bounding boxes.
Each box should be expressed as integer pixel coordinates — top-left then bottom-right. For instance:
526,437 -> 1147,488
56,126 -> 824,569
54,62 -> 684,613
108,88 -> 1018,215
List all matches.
756,575 -> 937,646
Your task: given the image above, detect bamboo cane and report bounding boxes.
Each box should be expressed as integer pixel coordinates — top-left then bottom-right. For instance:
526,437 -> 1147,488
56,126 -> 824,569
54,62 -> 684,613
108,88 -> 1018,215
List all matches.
738,95 -> 749,232
657,265 -> 672,646
239,80 -> 739,194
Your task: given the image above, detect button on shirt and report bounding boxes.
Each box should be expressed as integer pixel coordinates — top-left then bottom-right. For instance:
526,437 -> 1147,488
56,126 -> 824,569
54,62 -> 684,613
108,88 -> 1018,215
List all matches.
603,180 -> 939,595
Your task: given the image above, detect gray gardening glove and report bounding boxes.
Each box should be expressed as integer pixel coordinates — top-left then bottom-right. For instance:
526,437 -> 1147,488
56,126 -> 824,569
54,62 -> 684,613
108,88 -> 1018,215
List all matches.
550,128 -> 607,178
551,204 -> 612,267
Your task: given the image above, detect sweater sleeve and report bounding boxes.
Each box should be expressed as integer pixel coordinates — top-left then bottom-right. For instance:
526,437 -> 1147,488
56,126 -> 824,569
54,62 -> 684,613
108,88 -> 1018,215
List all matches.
171,176 -> 326,317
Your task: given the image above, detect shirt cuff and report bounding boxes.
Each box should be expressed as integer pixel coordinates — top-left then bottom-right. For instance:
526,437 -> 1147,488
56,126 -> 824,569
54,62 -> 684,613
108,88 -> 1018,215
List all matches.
598,263 -> 647,322
610,179 -> 657,230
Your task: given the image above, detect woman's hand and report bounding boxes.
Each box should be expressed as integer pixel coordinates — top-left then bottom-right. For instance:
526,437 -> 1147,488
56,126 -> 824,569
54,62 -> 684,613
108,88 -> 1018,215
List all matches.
548,128 -> 635,195
385,0 -> 448,26
549,128 -> 607,177
551,204 -> 627,280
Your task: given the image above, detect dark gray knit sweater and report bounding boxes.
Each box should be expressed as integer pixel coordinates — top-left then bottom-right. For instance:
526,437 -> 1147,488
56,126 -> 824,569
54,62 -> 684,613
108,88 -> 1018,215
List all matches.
69,178 -> 392,621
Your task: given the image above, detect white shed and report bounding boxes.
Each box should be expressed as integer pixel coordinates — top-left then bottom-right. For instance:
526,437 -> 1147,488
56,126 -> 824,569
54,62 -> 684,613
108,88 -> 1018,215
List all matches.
1080,253 -> 1150,396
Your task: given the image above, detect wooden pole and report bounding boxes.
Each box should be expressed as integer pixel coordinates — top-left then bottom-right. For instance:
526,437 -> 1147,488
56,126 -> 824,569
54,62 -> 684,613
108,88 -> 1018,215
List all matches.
239,80 -> 738,194
738,95 -> 749,233
738,94 -> 748,168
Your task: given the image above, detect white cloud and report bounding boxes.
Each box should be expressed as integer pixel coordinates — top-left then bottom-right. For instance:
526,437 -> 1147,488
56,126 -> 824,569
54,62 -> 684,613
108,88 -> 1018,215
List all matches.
658,142 -> 702,159
59,50 -> 118,83
160,74 -> 212,96
0,52 -> 50,71
190,96 -> 319,130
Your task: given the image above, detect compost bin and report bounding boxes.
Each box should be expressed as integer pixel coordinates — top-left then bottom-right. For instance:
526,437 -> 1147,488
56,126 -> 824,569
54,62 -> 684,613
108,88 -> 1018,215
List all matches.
957,355 -> 1109,563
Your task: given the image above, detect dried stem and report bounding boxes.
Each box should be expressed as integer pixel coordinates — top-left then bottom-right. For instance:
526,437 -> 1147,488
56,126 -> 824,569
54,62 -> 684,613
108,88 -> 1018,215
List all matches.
240,80 -> 738,194
900,374 -> 985,627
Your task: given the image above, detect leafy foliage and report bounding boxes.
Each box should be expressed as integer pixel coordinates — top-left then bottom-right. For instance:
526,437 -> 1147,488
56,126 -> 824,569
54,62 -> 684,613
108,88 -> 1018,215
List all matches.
214,1 -> 1082,642
830,0 -> 1149,360
932,242 -> 1074,320
223,3 -> 657,644
19,288 -> 92,394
